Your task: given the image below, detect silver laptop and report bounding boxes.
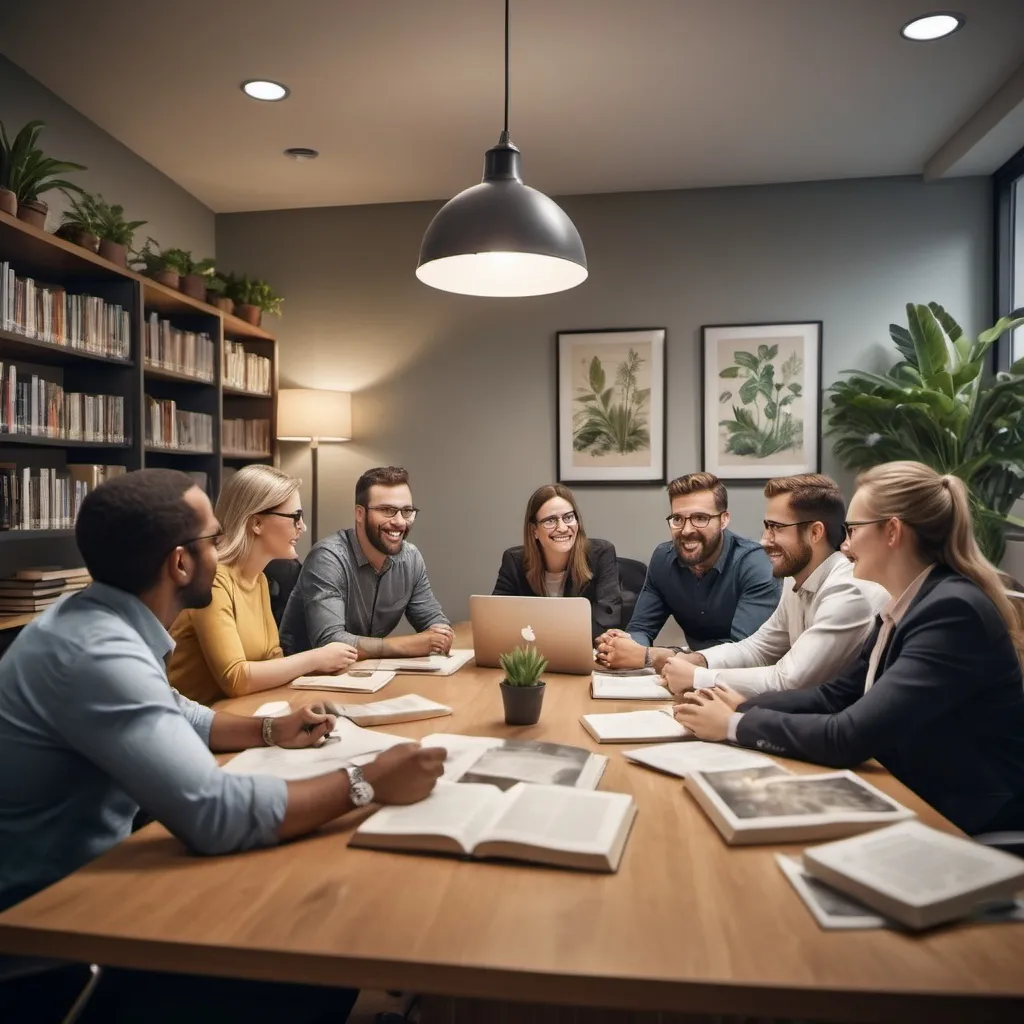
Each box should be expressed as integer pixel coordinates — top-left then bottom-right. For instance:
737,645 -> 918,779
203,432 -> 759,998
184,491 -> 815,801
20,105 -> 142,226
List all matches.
470,595 -> 596,675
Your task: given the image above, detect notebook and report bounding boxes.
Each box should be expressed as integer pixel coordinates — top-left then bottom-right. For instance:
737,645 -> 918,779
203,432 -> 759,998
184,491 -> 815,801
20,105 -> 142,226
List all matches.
624,741 -> 780,778
291,670 -> 396,693
590,672 -> 673,700
365,649 -> 475,676
325,694 -> 452,726
580,708 -> 689,743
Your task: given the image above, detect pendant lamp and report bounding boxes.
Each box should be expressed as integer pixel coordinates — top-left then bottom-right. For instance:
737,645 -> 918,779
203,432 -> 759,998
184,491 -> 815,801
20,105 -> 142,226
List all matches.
416,0 -> 587,297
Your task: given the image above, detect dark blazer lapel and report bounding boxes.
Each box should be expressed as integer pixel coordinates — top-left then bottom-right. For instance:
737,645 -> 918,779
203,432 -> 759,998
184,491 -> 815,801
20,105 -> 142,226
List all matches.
878,566 -> 954,675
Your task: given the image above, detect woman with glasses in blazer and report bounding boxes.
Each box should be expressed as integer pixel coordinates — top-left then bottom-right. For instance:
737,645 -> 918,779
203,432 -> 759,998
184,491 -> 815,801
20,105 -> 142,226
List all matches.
493,483 -> 621,641
675,461 -> 1024,836
168,465 -> 357,704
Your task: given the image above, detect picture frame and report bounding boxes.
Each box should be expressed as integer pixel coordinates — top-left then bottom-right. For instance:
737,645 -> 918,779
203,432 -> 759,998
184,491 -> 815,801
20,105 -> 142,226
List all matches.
701,321 -> 822,481
556,328 -> 667,486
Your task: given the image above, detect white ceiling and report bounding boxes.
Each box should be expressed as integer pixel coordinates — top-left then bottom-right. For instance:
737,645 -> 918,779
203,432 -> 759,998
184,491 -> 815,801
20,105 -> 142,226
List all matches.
2,0 -> 1024,213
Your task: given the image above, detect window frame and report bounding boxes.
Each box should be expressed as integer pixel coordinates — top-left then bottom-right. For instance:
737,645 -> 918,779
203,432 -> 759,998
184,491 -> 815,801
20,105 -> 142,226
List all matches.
993,143 -> 1024,370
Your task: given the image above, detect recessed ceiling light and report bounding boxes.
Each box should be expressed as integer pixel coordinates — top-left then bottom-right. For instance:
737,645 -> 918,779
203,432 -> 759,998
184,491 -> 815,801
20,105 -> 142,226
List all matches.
241,79 -> 289,101
284,147 -> 319,161
900,12 -> 963,41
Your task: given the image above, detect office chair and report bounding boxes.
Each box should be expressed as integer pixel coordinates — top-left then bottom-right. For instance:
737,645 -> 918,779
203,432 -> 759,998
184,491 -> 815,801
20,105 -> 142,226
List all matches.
0,962 -> 102,1024
264,558 -> 302,627
616,557 -> 648,629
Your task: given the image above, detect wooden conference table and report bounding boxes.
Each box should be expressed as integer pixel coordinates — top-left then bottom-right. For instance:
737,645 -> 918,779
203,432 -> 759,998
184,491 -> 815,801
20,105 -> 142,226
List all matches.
1,625 -> 1023,1023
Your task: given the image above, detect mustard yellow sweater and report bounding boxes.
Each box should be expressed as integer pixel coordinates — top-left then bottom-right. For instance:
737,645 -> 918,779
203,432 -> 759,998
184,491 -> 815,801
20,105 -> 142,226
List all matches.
168,563 -> 282,705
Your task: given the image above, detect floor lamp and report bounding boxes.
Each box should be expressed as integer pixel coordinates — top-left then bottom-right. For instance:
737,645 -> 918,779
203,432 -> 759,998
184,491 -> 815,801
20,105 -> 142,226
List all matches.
276,388 -> 352,544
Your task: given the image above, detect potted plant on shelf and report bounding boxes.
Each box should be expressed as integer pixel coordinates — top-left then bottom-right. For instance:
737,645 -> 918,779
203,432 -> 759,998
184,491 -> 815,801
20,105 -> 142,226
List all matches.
160,249 -> 215,300
498,631 -> 548,726
226,273 -> 284,326
92,196 -> 146,267
204,271 -> 234,313
55,191 -> 103,252
827,301 -> 1024,564
131,237 -> 181,289
0,119 -> 85,228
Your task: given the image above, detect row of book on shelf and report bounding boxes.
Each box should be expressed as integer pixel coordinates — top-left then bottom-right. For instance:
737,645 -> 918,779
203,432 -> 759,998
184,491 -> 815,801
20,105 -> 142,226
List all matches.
235,674 -> 1024,934
0,363 -> 127,442
223,341 -> 271,394
145,397 -> 213,452
144,313 -> 214,381
1,261 -> 131,360
0,565 -> 92,616
223,418 -> 270,454
0,463 -> 125,531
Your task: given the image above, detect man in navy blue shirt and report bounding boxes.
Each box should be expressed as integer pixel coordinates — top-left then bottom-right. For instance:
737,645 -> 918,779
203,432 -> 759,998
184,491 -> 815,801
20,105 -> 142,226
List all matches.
596,472 -> 780,671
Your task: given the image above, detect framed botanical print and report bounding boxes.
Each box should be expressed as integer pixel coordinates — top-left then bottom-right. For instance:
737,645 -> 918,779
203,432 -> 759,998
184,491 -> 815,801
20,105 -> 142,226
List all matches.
557,328 -> 667,485
702,321 -> 822,481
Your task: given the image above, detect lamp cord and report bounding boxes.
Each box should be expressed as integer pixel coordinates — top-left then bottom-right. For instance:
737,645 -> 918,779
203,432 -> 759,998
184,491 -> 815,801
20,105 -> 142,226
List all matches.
502,0 -> 510,141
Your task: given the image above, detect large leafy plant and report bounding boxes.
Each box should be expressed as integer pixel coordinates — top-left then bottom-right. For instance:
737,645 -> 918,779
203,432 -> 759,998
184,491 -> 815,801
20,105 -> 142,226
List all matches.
827,302 -> 1024,563
0,119 -> 85,204
573,348 -> 651,455
719,345 -> 804,457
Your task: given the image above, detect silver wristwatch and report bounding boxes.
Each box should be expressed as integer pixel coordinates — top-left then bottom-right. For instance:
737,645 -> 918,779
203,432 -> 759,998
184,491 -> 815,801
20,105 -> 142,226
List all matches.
345,765 -> 375,807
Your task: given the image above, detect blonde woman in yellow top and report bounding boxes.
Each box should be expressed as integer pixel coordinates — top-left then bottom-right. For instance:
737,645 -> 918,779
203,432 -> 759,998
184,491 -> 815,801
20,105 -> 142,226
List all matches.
168,465 -> 358,704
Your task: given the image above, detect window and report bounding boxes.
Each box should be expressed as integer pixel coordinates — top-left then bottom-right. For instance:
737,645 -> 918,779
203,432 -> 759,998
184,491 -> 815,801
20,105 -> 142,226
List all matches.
994,145 -> 1024,368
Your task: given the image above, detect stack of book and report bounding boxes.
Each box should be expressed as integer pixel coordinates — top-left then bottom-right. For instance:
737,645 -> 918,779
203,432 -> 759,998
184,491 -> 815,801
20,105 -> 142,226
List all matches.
143,313 -> 214,381
222,418 -> 270,454
144,397 -> 213,452
0,566 -> 91,616
0,464 -> 125,530
222,341 -> 271,394
0,262 -> 131,359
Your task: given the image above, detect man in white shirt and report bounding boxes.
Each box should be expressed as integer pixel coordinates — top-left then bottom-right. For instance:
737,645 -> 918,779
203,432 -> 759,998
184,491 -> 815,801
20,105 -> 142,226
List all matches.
662,474 -> 887,698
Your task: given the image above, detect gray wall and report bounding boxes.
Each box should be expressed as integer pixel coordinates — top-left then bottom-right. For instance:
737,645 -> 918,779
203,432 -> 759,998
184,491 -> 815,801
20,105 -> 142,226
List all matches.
217,176 -> 991,622
0,55 -> 214,255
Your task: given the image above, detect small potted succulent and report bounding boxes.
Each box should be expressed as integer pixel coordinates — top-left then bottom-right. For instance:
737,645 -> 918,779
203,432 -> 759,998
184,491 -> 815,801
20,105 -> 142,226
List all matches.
204,271 -> 234,313
56,191 -> 102,252
225,273 -> 283,326
0,119 -> 85,228
93,196 -> 146,267
131,237 -> 181,289
498,630 -> 548,726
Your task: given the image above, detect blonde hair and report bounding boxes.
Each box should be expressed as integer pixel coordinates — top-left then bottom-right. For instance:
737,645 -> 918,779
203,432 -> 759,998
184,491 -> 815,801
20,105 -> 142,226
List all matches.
522,484 -> 593,597
215,464 -> 302,566
857,461 -> 1024,665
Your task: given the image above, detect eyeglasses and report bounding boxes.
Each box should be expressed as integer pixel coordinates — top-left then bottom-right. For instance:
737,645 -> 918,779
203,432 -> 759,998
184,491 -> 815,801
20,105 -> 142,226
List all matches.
842,517 -> 892,539
763,519 -> 816,536
536,511 -> 577,531
260,509 -> 304,527
666,511 -> 723,530
181,531 -> 223,549
366,505 -> 419,522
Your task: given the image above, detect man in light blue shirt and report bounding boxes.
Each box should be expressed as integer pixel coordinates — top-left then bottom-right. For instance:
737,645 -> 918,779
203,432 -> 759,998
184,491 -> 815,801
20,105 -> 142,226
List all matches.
0,469 -> 444,1022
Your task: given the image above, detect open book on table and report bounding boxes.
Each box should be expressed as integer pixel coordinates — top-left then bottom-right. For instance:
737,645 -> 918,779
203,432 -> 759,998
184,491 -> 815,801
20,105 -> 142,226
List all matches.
590,672 -> 672,700
419,733 -> 607,790
800,820 -> 1024,931
685,766 -> 915,845
222,718 -> 408,781
291,670 -> 395,693
349,780 -> 637,872
325,694 -> 452,726
580,708 -> 689,743
360,649 -> 475,676
624,741 -> 782,778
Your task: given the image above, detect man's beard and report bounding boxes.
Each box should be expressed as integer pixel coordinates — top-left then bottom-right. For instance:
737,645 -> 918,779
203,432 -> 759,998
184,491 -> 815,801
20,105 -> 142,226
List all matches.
764,538 -> 813,579
674,528 -> 722,567
181,571 -> 215,609
367,519 -> 408,557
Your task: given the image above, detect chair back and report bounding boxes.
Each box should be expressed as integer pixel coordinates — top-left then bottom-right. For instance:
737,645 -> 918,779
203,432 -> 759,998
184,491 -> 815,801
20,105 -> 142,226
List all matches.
264,558 -> 302,627
617,557 -> 648,630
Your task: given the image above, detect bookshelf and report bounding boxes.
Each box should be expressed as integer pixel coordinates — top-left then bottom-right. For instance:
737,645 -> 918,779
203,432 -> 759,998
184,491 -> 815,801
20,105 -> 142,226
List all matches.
0,209 -> 279,626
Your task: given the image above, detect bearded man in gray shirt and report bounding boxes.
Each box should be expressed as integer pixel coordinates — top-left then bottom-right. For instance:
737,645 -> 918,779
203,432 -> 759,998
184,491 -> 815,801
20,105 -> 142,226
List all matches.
280,466 -> 454,659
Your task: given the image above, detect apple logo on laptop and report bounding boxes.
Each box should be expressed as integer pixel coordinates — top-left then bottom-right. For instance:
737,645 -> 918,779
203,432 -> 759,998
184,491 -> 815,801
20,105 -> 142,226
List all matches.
521,625 -> 536,643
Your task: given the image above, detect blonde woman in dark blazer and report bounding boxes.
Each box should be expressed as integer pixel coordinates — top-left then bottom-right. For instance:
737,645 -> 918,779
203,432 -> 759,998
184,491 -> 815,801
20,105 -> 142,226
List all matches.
676,461 -> 1024,835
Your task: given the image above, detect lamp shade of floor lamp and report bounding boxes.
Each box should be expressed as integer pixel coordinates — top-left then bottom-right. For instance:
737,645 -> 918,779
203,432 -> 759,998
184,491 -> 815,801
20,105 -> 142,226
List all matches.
276,388 -> 352,543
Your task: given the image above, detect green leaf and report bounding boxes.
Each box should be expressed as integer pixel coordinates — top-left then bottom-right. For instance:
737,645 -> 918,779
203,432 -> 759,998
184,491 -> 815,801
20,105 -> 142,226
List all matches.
787,383 -> 802,396
907,303 -> 953,395
764,401 -> 778,419
765,344 -> 779,360
739,377 -> 760,404
734,351 -> 760,371
719,390 -> 732,403
588,356 -> 605,394
978,316 -> 1024,345
779,394 -> 796,407
719,366 -> 741,378
758,344 -> 769,359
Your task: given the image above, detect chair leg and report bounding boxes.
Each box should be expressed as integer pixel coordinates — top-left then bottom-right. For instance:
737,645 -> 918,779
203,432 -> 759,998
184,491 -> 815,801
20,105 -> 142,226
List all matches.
60,964 -> 102,1024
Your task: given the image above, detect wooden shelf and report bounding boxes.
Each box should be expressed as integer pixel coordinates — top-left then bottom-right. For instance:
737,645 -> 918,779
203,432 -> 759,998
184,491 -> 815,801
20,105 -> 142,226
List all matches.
144,445 -> 214,456
223,450 -> 272,460
222,313 -> 276,342
0,328 -> 133,368
0,211 -> 130,282
143,363 -> 216,387
0,528 -> 76,543
222,385 -> 272,398
0,433 -> 130,449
